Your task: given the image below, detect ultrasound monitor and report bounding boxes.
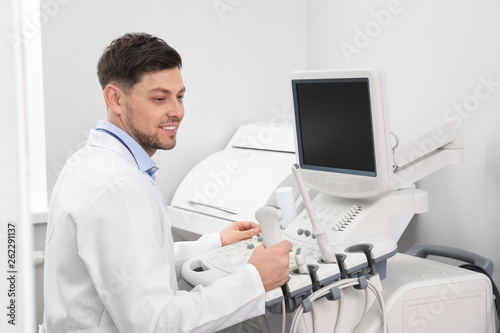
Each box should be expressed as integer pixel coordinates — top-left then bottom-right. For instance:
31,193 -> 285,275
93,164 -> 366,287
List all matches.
290,69 -> 393,198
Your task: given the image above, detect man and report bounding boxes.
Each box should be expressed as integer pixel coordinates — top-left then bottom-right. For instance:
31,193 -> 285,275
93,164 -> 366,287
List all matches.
41,32 -> 292,333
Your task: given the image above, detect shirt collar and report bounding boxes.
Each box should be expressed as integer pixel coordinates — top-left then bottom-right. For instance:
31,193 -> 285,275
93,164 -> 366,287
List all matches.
95,120 -> 159,180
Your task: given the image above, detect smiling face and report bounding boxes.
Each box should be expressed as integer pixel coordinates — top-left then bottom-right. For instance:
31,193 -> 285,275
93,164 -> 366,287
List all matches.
106,67 -> 185,156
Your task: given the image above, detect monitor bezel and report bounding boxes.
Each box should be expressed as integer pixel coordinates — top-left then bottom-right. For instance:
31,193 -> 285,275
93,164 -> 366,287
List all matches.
290,69 -> 393,198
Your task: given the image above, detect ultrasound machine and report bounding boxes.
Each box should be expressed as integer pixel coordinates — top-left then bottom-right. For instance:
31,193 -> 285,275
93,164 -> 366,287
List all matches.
170,69 -> 498,332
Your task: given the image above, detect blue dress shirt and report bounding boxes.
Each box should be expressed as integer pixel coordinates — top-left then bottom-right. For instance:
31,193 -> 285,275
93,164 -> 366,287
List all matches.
95,120 -> 159,180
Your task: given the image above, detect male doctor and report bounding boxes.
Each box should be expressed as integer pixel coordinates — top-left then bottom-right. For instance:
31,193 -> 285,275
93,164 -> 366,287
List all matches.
41,32 -> 292,332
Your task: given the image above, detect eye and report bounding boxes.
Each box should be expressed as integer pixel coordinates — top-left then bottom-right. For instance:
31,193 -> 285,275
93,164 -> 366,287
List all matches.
154,97 -> 165,102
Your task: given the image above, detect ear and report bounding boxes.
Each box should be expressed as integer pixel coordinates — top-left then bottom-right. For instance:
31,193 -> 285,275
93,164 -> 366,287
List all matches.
103,84 -> 125,116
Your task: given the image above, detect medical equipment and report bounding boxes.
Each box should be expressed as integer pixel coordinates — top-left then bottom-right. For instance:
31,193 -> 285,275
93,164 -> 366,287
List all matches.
167,122 -> 297,241
275,187 -> 298,228
176,69 -> 497,332
255,205 -> 284,248
291,163 -> 336,263
290,69 -> 393,198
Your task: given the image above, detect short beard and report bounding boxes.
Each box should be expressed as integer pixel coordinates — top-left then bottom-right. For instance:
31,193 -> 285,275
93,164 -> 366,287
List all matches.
125,104 -> 177,151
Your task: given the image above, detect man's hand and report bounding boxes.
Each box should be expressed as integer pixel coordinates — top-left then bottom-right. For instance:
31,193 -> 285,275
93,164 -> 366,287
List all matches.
248,240 -> 293,292
220,221 -> 261,247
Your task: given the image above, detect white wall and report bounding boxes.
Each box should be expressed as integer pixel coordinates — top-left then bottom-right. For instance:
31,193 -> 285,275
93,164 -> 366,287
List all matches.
306,0 -> 500,285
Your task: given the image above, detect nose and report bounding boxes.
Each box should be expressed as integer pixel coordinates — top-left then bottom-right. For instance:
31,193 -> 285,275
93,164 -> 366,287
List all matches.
168,98 -> 185,121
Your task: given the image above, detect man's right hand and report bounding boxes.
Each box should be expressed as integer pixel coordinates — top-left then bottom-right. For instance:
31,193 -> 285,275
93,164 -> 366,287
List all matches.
248,240 -> 293,292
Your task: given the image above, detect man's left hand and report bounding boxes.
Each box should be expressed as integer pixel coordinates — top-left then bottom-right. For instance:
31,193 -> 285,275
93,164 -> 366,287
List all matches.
220,221 -> 261,246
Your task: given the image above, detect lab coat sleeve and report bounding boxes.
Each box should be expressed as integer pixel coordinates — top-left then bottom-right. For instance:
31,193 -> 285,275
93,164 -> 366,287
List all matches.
76,180 -> 265,333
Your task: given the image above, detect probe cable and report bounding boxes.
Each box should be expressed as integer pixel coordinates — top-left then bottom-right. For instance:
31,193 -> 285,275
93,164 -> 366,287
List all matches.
332,288 -> 346,333
289,278 -> 359,333
352,283 -> 370,333
289,277 -> 389,333
280,298 -> 286,333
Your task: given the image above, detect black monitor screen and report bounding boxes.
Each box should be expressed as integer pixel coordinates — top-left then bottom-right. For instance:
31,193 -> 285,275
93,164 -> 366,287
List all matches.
293,78 -> 377,176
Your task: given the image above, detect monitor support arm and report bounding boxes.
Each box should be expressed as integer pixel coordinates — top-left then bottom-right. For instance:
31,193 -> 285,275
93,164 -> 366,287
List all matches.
392,120 -> 464,190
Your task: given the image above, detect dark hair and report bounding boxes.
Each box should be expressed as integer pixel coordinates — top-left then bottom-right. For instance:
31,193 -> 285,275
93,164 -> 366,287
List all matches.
97,32 -> 182,93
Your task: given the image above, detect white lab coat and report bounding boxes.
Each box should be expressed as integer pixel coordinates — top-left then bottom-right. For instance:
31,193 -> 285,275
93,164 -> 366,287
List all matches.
41,129 -> 265,333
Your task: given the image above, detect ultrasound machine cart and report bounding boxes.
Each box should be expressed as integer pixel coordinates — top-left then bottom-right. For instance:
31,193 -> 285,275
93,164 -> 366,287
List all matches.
171,69 -> 498,333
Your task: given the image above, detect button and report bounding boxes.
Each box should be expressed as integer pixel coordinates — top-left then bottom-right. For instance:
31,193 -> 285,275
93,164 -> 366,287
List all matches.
297,228 -> 304,235
247,243 -> 255,249
304,230 -> 311,237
